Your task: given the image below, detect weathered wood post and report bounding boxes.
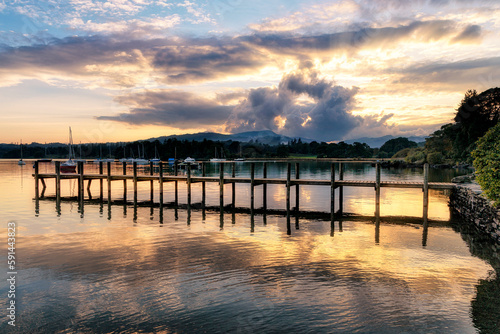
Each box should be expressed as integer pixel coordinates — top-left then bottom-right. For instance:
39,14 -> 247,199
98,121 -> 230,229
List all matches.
99,161 -> 103,201
174,159 -> 179,207
150,161 -> 154,203
122,162 -> 127,202
232,162 -> 236,210
295,163 -> 300,212
187,163 -> 191,209
133,161 -> 138,205
159,162 -> 164,207
331,163 -> 336,224
286,163 -> 291,223
263,162 -> 267,211
250,162 -> 255,215
423,163 -> 429,228
55,161 -> 61,201
339,162 -> 344,216
202,162 -> 206,220
295,162 -> 300,229
219,163 -> 224,213
107,161 -> 112,203
34,160 -> 39,200
375,162 -> 381,222
78,161 -> 84,201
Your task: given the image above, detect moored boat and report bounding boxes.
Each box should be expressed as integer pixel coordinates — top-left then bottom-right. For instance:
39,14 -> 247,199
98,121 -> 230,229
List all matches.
61,127 -> 76,173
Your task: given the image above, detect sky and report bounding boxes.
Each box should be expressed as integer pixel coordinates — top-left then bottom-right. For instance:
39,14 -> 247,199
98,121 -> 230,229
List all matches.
0,0 -> 499,144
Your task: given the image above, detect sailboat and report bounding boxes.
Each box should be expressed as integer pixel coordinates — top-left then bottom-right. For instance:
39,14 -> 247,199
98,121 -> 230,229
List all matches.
18,140 -> 26,165
61,127 -> 77,173
132,144 -> 149,165
210,147 -> 226,162
150,146 -> 160,164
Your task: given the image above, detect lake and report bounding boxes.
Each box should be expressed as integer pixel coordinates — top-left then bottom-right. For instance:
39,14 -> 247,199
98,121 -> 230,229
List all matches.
0,160 -> 499,333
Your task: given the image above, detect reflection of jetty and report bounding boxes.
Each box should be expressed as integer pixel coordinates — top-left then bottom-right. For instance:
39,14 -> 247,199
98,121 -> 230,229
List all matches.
33,161 -> 455,227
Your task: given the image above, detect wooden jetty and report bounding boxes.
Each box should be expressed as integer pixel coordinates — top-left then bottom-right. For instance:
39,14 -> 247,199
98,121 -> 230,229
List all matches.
33,160 -> 455,226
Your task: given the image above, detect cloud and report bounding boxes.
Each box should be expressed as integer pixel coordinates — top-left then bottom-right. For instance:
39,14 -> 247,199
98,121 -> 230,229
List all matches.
451,24 -> 482,43
97,90 -> 232,128
225,69 -> 363,141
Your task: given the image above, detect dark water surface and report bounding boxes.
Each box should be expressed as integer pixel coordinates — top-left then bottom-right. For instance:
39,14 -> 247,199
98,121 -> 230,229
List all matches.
0,160 -> 499,333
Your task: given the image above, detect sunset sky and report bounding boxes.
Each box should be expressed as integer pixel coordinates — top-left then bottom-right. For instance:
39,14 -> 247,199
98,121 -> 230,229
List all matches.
0,0 -> 499,144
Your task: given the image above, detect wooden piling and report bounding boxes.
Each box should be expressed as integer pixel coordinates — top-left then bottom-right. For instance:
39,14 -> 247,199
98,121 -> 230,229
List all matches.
202,162 -> 206,209
78,161 -> 84,201
174,160 -> 178,206
263,162 -> 267,211
375,162 -> 381,221
331,163 -> 335,224
295,162 -> 300,213
87,179 -> 92,199
423,163 -> 429,228
34,161 -> 39,200
339,162 -> 344,216
232,162 -> 236,209
107,161 -> 112,203
219,163 -> 224,213
286,163 -> 291,222
159,162 -> 164,207
99,161 -> 103,201
122,162 -> 127,201
55,161 -> 61,201
133,161 -> 138,205
150,161 -> 154,203
187,163 -> 191,208
249,162 -> 255,214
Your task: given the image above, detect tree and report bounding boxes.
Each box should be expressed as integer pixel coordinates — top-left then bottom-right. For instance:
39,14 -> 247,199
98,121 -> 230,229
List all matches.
379,137 -> 417,158
472,123 -> 500,206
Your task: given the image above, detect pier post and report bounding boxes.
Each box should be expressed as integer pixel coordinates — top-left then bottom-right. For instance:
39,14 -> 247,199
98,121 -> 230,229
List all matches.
55,161 -> 61,201
107,161 -> 111,203
331,163 -> 336,224
263,162 -> 267,211
220,163 -> 224,213
122,162 -> 127,202
174,160 -> 178,207
375,162 -> 381,222
133,161 -> 138,205
187,163 -> 191,209
286,163 -> 291,223
339,162 -> 344,216
99,161 -> 103,201
159,162 -> 164,207
150,161 -> 154,203
78,161 -> 84,201
202,162 -> 206,220
295,162 -> 300,212
250,162 -> 255,215
34,161 -> 39,200
423,163 -> 429,228
232,162 -> 236,210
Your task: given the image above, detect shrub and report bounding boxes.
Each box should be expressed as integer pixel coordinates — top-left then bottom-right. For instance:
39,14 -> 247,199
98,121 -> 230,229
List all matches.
427,152 -> 444,165
472,123 -> 500,206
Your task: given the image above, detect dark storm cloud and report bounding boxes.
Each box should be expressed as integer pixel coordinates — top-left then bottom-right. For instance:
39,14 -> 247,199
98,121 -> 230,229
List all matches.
97,90 -> 232,128
225,70 -> 362,142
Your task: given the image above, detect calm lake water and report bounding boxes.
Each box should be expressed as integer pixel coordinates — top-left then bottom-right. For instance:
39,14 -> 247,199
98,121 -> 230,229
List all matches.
0,160 -> 499,333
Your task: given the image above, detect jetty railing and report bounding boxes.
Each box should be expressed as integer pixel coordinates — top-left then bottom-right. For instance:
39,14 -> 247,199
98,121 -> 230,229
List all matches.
33,160 -> 455,226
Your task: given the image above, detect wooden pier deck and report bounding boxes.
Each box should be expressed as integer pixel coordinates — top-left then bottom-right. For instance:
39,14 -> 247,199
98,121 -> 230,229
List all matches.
33,161 -> 456,227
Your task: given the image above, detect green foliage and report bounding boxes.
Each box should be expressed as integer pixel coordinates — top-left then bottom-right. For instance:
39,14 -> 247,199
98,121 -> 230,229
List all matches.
472,123 -> 500,206
404,148 -> 426,164
379,137 -> 417,158
427,152 -> 444,165
391,147 -> 411,159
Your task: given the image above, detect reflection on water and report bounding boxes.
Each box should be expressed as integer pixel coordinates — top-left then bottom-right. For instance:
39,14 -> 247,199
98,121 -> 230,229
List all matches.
0,160 -> 498,333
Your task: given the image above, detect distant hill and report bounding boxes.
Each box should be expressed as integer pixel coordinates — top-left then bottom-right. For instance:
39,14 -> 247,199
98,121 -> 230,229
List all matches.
344,135 -> 427,148
146,130 -> 315,146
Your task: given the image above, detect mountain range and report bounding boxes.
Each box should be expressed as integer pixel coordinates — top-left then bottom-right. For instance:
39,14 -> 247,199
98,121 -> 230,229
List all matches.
147,131 -> 426,148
